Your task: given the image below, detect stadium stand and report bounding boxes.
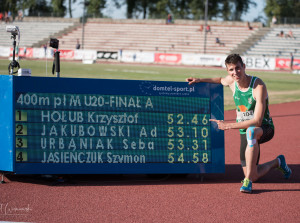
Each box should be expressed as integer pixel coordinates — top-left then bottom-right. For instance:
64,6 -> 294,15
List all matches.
58,20 -> 258,55
0,20 -> 77,48
0,18 -> 260,55
244,27 -> 300,58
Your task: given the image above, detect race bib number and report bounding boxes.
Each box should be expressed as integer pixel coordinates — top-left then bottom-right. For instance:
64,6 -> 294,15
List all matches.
236,110 -> 254,122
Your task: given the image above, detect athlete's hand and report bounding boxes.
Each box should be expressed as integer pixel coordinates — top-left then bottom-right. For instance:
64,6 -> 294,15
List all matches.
186,77 -> 200,85
210,119 -> 230,130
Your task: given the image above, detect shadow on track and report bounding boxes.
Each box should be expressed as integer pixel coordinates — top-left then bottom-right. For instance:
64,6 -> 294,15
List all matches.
252,188 -> 300,194
2,164 -> 299,186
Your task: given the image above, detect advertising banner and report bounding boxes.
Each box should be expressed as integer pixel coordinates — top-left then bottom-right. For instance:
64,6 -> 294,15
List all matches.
154,53 -> 182,64
33,48 -> 53,59
97,51 -> 118,60
121,51 -> 154,63
10,47 -> 33,58
74,50 -> 97,61
0,46 -> 10,57
243,57 -> 276,70
182,54 -> 225,66
276,58 -> 300,70
59,50 -> 74,59
222,56 -> 276,70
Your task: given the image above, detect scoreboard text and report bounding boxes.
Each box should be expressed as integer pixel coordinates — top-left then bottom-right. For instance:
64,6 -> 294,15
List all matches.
0,76 -> 224,174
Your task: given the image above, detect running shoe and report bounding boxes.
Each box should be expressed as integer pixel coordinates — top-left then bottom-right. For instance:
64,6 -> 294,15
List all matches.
277,155 -> 292,179
240,178 -> 252,193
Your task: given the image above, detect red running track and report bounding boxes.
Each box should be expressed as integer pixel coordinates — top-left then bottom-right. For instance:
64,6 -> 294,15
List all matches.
0,101 -> 299,223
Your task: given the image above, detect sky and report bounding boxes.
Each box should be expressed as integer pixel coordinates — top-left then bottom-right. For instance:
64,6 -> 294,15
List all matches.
70,0 -> 266,22
241,0 -> 266,22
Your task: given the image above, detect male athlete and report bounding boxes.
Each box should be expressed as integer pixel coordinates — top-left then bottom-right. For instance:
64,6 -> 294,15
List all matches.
186,54 -> 292,193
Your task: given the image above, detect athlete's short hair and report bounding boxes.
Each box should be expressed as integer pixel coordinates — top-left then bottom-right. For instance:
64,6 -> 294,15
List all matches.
225,54 -> 244,66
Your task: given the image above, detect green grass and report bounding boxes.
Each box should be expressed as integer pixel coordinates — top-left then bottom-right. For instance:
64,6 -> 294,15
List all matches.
1,58 -> 300,110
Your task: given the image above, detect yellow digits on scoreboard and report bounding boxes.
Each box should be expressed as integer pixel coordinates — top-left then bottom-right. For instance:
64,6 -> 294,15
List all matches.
177,127 -> 184,137
16,124 -> 27,135
192,153 -> 199,163
168,139 -> 174,150
202,114 -> 208,125
168,127 -> 185,138
178,153 -> 184,163
168,152 -> 202,163
15,110 -> 27,122
177,139 -> 184,150
16,150 -> 28,162
202,139 -> 207,150
177,114 -> 184,124
192,114 -> 209,125
201,127 -> 208,138
192,127 -> 197,137
168,126 -> 174,137
15,111 -> 28,162
168,153 -> 174,163
16,137 -> 27,148
191,114 -> 198,124
167,114 -> 173,124
167,114 -> 210,125
166,113 -> 210,164
202,153 -> 208,163
192,139 -> 198,150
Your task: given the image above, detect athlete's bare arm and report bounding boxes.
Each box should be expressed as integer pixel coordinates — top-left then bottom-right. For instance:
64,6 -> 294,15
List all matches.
210,78 -> 267,130
252,78 -> 268,127
186,75 -> 235,90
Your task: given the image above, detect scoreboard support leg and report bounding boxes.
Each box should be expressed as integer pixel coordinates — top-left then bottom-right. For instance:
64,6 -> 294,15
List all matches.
0,172 -> 6,184
193,174 -> 205,182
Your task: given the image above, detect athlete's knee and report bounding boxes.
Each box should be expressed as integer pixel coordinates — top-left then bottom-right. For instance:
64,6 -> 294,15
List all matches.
246,126 -> 257,148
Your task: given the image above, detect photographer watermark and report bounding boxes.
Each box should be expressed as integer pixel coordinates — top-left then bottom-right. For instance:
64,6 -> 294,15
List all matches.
0,202 -> 32,215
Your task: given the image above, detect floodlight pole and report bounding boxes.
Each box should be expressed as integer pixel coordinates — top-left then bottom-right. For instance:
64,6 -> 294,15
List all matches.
81,0 -> 86,50
203,0 -> 208,54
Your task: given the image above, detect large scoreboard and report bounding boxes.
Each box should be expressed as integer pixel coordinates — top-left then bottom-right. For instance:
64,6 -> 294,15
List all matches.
0,75 -> 224,174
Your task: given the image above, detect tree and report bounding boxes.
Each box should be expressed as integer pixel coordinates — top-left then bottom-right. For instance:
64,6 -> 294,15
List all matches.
86,0 -> 106,17
188,0 -> 206,20
188,0 -> 221,20
264,0 -> 300,23
231,0 -> 256,21
0,0 -> 262,21
220,0 -> 231,21
51,0 -> 66,17
126,0 -> 136,18
2,0 -> 18,17
295,1 -> 300,18
111,0 -> 157,19
148,0 -> 193,20
25,0 -> 53,16
67,0 -> 77,18
168,0 -> 192,19
116,0 -> 258,21
150,0 -> 168,19
135,0 -> 158,19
